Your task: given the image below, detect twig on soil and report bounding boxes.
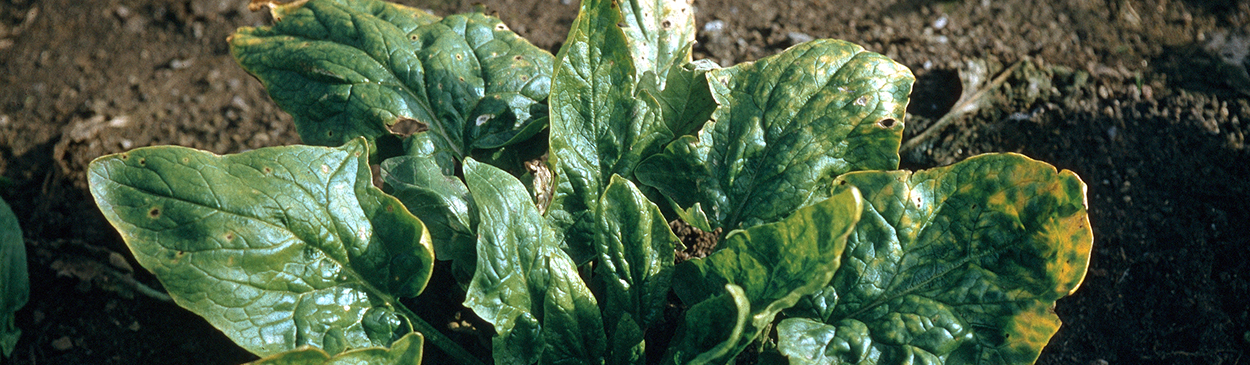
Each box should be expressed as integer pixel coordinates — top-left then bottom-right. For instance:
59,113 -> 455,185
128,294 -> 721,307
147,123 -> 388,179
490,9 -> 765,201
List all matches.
900,59 -> 1025,155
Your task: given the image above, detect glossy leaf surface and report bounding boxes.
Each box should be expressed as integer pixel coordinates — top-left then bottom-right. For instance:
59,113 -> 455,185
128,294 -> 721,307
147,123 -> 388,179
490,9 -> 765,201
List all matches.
780,153 -> 1092,364
663,285 -> 750,365
380,134 -> 477,283
0,196 -> 26,358
669,187 -> 864,363
546,0 -> 691,262
231,0 -> 553,159
461,159 -> 606,364
595,176 -> 679,364
246,332 -> 423,365
637,39 -> 913,232
88,138 -> 435,356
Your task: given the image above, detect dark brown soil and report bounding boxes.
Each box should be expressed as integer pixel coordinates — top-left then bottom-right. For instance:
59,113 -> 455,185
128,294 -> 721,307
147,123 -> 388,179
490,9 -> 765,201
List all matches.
2,0 -> 1248,364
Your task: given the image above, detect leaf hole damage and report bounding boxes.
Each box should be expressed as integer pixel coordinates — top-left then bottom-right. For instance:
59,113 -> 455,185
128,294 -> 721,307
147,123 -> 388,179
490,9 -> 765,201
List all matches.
147,207 -> 160,219
137,157 -> 146,165
224,232 -> 235,241
262,166 -> 272,174
661,20 -> 672,29
455,53 -> 464,61
390,116 -> 430,136
876,118 -> 898,128
120,153 -> 129,160
513,55 -> 523,61
494,23 -> 507,31
409,34 -> 418,41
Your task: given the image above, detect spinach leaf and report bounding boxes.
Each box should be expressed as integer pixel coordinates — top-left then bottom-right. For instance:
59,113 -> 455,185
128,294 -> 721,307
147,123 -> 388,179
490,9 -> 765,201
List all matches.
88,138 -> 435,356
246,332 -> 423,365
546,0 -> 712,262
381,133 -> 478,284
595,176 -> 680,364
231,0 -> 553,161
637,39 -> 913,232
462,159 -> 606,364
668,187 -> 864,363
779,153 -> 1092,364
0,196 -> 26,358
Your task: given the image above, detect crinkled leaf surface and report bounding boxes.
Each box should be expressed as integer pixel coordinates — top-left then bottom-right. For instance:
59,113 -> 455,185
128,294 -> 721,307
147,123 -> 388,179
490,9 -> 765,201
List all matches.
246,332 -> 423,365
0,196 -> 27,358
547,0 -> 694,262
88,138 -> 435,356
617,0 -> 716,139
595,176 -> 679,364
669,187 -> 863,363
637,39 -> 913,232
231,0 -> 553,160
461,159 -> 606,365
617,0 -> 696,81
780,153 -> 1092,364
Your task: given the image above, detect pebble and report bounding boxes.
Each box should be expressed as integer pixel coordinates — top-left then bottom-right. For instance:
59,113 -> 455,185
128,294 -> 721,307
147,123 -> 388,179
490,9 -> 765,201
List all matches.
787,32 -> 813,45
703,20 -> 725,33
52,336 -> 73,351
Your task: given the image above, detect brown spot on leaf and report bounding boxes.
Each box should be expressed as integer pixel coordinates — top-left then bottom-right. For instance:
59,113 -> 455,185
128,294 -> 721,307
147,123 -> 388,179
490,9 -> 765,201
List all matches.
147,207 -> 160,219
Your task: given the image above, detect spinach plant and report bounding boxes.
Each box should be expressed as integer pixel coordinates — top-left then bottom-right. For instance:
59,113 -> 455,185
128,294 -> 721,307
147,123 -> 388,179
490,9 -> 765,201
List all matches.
87,0 -> 1093,364
0,195 -> 28,359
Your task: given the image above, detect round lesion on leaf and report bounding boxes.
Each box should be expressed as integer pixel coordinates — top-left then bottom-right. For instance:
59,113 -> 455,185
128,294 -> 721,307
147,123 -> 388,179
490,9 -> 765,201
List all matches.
876,118 -> 899,128
147,206 -> 161,219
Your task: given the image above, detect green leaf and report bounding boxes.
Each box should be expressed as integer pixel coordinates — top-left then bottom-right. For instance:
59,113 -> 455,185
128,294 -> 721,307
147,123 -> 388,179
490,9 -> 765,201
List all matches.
546,0 -> 680,262
380,135 -> 477,284
670,187 -> 864,362
246,332 -> 423,365
637,39 -> 914,232
645,59 -> 718,139
0,196 -> 27,358
87,138 -> 435,357
595,176 -> 679,364
617,0 -> 697,81
461,159 -> 606,364
663,284 -> 750,365
783,153 -> 1092,364
231,0 -> 553,160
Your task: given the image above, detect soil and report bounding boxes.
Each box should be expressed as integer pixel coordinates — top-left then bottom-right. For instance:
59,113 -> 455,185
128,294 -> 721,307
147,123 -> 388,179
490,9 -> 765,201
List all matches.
2,0 -> 1248,364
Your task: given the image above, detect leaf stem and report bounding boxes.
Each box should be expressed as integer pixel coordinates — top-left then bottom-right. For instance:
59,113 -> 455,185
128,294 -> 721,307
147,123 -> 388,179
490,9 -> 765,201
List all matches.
396,303 -> 487,365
